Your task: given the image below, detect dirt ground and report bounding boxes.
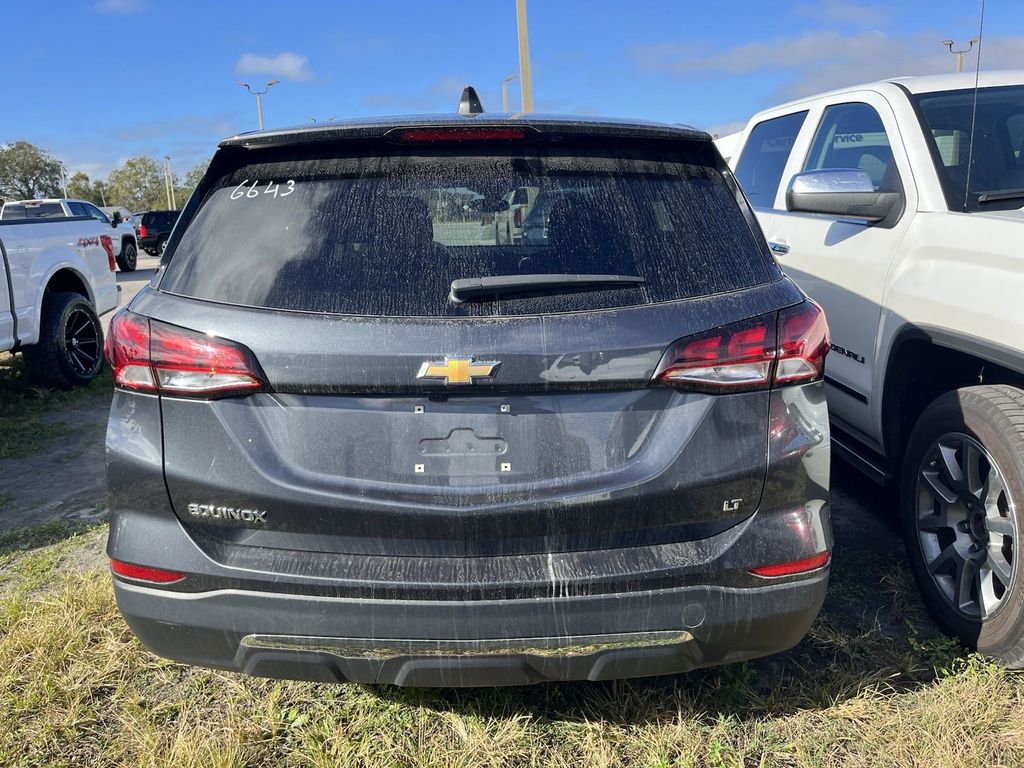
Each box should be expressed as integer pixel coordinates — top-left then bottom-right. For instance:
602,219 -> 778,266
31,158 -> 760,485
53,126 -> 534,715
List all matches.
0,389 -> 111,531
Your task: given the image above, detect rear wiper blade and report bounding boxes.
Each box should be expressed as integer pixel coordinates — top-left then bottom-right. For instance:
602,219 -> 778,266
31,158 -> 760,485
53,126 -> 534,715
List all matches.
977,188 -> 1024,203
449,273 -> 645,304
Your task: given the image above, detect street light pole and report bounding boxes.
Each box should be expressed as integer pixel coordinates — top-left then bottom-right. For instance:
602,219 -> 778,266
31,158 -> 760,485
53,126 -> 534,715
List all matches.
238,80 -> 280,130
59,163 -> 68,198
501,74 -> 517,112
514,0 -> 534,112
162,158 -> 170,209
164,156 -> 176,209
943,37 -> 980,73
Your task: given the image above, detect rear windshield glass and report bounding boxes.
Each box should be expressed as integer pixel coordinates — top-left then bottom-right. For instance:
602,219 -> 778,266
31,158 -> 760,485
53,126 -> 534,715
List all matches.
1,203 -> 65,220
143,211 -> 177,227
159,142 -> 772,317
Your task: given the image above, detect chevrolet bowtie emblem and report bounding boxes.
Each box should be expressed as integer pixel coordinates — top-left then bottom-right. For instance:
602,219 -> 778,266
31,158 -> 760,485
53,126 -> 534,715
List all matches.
416,356 -> 501,385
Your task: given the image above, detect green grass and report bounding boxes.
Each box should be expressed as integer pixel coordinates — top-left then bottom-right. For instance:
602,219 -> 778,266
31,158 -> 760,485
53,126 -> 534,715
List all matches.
0,353 -> 111,459
0,522 -> 1022,768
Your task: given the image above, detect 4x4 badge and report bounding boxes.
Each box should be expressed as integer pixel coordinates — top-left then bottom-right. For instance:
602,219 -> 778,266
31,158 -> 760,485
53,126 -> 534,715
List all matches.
417,356 -> 501,385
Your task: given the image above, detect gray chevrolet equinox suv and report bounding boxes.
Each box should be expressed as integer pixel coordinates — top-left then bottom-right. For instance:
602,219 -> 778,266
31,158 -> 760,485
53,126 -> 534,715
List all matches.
104,108 -> 833,687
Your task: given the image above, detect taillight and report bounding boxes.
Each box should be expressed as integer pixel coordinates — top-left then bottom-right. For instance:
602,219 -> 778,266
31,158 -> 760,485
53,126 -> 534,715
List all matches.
101,235 -> 116,271
111,559 -> 185,584
775,300 -> 830,385
655,300 -> 829,393
657,314 -> 777,392
104,311 -> 266,398
513,207 -> 523,227
139,224 -> 148,238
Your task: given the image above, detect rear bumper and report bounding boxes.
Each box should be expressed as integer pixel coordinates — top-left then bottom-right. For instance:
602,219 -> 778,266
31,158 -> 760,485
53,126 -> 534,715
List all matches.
114,571 -> 827,687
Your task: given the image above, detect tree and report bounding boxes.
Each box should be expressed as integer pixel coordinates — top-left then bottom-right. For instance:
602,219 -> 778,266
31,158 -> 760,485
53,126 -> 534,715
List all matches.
66,171 -> 93,202
107,156 -> 166,211
176,159 -> 209,206
67,171 -> 114,207
92,180 -> 110,208
0,141 -> 63,200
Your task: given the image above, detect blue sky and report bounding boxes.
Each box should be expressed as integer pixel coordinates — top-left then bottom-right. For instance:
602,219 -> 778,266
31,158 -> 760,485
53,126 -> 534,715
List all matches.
1,0 -> 1021,180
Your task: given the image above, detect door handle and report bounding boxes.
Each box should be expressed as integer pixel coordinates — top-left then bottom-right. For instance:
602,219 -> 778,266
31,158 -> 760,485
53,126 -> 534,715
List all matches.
768,241 -> 790,256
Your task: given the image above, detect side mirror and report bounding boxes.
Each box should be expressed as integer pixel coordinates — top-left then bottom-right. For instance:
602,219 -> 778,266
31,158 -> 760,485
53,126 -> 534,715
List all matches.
786,169 -> 901,223
111,211 -> 123,226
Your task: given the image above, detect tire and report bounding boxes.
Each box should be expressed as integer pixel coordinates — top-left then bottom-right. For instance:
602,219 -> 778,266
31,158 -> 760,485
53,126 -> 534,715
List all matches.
157,236 -> 168,256
116,240 -> 137,272
22,292 -> 104,389
901,385 -> 1024,667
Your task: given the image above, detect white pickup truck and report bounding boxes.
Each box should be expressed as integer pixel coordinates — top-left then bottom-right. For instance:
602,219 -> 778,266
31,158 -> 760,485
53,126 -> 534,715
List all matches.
0,216 -> 119,387
725,70 -> 1024,665
1,198 -> 139,272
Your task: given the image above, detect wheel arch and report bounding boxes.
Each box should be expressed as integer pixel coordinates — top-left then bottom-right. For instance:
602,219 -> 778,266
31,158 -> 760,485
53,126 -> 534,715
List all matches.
24,265 -> 95,346
44,266 -> 92,302
881,323 -> 1024,467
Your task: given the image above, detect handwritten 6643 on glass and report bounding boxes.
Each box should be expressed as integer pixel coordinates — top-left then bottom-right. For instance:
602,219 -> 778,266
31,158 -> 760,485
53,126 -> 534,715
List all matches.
230,179 -> 296,200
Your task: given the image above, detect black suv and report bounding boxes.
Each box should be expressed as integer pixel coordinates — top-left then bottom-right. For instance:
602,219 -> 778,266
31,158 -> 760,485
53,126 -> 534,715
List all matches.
104,110 -> 833,687
136,209 -> 180,256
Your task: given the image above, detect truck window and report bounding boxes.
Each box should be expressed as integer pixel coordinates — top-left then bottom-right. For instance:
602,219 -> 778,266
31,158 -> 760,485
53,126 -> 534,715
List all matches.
67,202 -> 88,217
734,111 -> 808,208
803,102 -> 901,192
0,202 -> 65,220
912,85 -> 1024,212
83,204 -> 109,223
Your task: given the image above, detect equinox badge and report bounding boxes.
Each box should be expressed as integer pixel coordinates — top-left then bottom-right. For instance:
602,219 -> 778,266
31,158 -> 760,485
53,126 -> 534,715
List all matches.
417,356 -> 501,385
187,503 -> 267,525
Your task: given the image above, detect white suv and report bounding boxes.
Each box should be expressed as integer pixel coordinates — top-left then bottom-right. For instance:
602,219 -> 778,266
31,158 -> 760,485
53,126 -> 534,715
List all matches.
726,70 -> 1024,666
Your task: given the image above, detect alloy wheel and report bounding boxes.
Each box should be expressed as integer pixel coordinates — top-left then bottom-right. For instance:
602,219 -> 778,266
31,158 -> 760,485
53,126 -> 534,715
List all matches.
63,307 -> 102,377
916,432 -> 1017,620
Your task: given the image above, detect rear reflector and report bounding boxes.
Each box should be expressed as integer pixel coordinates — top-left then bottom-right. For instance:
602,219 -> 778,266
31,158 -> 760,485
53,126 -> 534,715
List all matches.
749,551 -> 831,578
104,311 -> 266,398
396,127 -> 527,142
110,559 -> 185,584
656,300 -> 829,393
101,235 -> 116,272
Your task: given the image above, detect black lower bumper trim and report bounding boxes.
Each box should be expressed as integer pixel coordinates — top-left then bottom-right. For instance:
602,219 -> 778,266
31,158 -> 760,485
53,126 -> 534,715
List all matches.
114,574 -> 828,686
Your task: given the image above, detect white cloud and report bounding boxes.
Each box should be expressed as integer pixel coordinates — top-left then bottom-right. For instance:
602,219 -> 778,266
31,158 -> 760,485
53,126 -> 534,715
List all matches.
794,0 -> 890,26
235,52 -> 313,83
632,31 -> 1024,104
94,0 -> 143,13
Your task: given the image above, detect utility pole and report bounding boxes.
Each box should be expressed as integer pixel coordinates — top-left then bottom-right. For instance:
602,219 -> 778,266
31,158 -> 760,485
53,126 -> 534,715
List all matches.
238,80 -> 279,130
59,163 -> 68,198
164,156 -> 176,209
943,37 -> 980,72
515,0 -> 534,112
501,74 -> 517,112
